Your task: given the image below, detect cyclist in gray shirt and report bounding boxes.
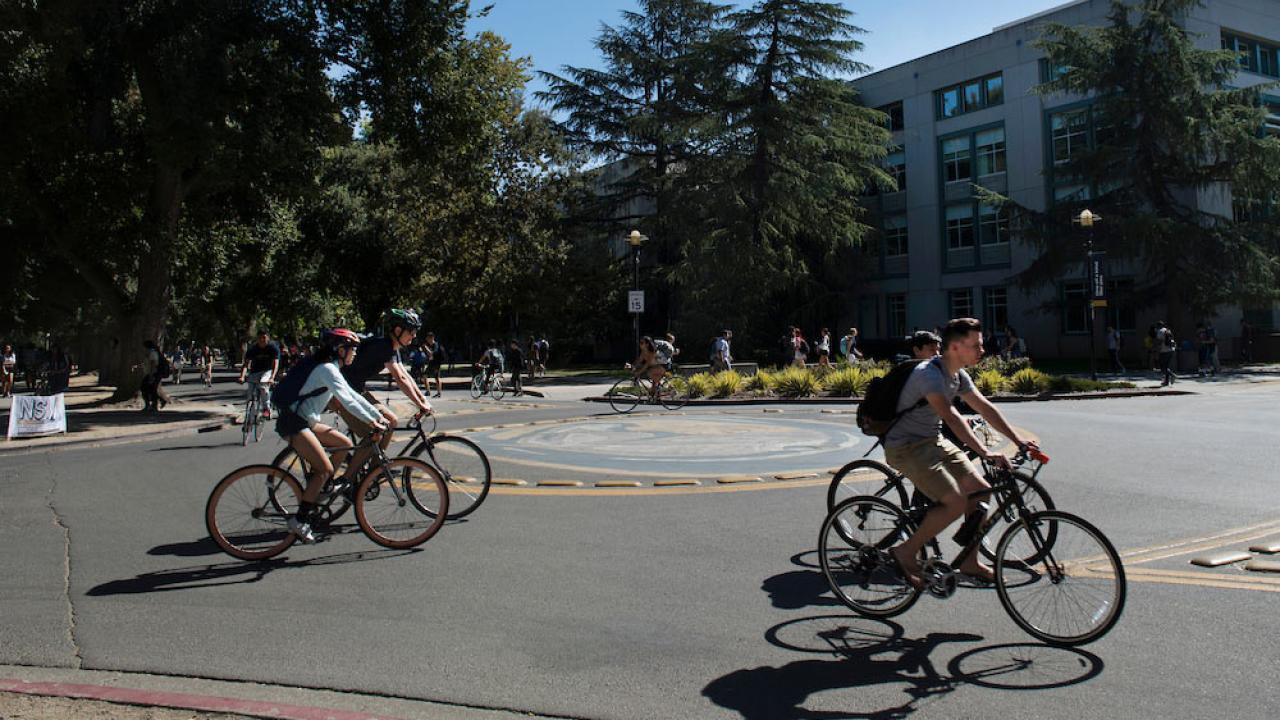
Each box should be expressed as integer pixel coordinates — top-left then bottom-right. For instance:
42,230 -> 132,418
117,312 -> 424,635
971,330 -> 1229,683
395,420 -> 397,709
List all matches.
884,318 -> 1037,589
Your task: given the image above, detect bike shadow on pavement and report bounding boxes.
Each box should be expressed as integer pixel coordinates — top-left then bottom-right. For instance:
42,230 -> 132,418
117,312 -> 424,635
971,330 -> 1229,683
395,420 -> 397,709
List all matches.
86,546 -> 420,596
704,614 -> 1104,719
765,551 -> 996,612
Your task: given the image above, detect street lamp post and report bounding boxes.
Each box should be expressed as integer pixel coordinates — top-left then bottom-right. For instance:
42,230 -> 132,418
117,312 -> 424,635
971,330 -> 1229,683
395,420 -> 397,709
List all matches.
1073,209 -> 1104,381
627,230 -> 647,352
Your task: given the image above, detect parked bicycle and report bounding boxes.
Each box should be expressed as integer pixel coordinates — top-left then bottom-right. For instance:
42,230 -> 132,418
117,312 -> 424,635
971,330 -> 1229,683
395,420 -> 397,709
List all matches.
818,448 -> 1125,646
272,413 -> 492,521
207,430 -> 449,560
470,369 -> 507,400
606,372 -> 689,413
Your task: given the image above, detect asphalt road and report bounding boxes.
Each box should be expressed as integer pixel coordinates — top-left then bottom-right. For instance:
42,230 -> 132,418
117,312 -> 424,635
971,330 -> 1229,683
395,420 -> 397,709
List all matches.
2,376 -> 1278,719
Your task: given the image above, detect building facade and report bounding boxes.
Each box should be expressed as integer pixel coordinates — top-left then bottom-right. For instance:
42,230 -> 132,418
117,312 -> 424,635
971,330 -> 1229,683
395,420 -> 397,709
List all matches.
850,0 -> 1280,360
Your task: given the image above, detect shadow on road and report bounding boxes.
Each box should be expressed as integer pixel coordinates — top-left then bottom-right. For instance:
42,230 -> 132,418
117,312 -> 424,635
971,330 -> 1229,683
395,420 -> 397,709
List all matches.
87,546 -> 420,596
705,613 -> 1104,719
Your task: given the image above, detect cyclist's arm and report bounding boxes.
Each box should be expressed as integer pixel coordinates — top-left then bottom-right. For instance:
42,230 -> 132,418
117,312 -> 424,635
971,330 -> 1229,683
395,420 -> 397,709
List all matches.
317,364 -> 384,427
959,390 -> 1032,450
387,360 -> 431,414
927,393 -> 998,460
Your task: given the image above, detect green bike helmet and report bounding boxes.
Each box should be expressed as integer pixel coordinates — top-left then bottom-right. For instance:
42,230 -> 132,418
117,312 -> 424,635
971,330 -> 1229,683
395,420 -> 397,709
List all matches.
386,308 -> 422,331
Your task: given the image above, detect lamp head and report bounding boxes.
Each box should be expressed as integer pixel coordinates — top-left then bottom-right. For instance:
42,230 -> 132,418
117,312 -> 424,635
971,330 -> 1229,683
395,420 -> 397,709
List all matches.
627,229 -> 647,247
1075,208 -> 1101,227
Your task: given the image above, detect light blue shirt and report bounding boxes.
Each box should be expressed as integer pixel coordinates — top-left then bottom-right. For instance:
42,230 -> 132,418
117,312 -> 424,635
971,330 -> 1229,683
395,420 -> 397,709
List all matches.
293,362 -> 382,428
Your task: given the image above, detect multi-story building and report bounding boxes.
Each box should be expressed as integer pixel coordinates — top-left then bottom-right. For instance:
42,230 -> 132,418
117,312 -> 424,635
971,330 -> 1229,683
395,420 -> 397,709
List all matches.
850,0 -> 1280,360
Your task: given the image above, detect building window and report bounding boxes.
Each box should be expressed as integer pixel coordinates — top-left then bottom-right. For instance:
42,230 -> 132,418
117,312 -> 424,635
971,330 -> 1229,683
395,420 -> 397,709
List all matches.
1106,278 -> 1136,332
1062,281 -> 1089,334
884,215 -> 909,257
1039,59 -> 1070,83
879,101 -> 905,131
978,204 -> 1009,245
942,137 -> 971,183
1223,31 -> 1280,78
887,294 -> 907,338
983,287 -> 1008,330
975,127 -> 1006,176
935,72 -> 1004,120
949,289 -> 973,319
1053,184 -> 1090,203
1051,109 -> 1089,165
886,148 -> 907,191
945,204 -> 975,249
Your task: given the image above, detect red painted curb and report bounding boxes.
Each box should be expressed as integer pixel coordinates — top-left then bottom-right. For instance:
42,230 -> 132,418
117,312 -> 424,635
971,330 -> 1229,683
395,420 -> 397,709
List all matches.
0,678 -> 403,720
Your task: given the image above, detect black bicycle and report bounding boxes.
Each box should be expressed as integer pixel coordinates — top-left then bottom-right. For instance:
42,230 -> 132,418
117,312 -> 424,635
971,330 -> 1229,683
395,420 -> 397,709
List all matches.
819,448 -> 1125,646
208,431 -> 449,560
401,414 -> 492,520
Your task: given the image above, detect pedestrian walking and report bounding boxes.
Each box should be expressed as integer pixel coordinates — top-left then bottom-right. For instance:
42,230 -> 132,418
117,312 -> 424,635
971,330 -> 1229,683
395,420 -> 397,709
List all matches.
816,328 -> 832,371
1155,321 -> 1177,386
1,343 -> 15,397
422,332 -> 445,397
791,328 -> 809,367
1106,326 -> 1125,374
1240,318 -> 1255,363
507,339 -> 526,396
1202,320 -> 1219,375
140,340 -> 171,411
839,327 -> 863,363
711,330 -> 733,372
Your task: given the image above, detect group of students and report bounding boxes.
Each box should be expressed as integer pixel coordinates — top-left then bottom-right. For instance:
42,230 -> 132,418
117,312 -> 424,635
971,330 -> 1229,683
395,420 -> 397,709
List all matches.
475,336 -> 550,396
1,342 -> 73,397
782,327 -> 864,369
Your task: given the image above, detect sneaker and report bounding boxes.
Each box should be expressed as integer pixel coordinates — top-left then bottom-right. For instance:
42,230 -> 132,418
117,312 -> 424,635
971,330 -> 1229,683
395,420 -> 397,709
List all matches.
262,407 -> 272,419
287,517 -> 316,543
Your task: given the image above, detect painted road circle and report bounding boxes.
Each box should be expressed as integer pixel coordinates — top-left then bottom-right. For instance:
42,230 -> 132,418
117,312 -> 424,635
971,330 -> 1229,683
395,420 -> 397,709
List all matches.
465,414 -> 865,478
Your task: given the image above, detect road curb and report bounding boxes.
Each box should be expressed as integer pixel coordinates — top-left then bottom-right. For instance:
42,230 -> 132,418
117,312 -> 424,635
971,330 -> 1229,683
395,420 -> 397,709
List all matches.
0,415 -> 235,456
582,387 -> 1192,406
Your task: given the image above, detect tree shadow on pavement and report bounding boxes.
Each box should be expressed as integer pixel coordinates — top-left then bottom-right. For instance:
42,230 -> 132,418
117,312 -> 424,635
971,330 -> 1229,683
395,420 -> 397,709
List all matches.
704,614 -> 1103,719
86,547 -> 420,596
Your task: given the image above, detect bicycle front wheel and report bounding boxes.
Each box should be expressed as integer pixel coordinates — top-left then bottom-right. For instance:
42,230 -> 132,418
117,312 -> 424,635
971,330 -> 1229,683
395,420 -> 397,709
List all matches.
206,464 -> 301,560
819,496 -> 922,618
491,373 -> 507,400
241,400 -> 255,446
826,459 -> 912,515
995,510 -> 1125,646
412,435 -> 492,519
355,458 -> 449,548
607,378 -> 643,413
979,471 -> 1054,563
657,375 -> 689,410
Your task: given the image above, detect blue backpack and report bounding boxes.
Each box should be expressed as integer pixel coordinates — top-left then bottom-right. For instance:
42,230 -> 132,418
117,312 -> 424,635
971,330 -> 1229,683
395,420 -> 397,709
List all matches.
269,357 -> 326,413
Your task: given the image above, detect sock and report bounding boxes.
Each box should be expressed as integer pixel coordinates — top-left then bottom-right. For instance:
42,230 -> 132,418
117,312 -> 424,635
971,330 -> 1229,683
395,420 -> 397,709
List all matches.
296,501 -> 316,523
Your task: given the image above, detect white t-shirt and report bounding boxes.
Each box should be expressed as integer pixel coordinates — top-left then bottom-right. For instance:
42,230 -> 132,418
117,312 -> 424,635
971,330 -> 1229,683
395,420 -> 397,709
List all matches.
2,353 -> 14,370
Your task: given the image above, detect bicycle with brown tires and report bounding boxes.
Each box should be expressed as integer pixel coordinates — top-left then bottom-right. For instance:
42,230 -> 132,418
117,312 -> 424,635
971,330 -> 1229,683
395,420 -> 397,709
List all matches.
206,430 -> 449,560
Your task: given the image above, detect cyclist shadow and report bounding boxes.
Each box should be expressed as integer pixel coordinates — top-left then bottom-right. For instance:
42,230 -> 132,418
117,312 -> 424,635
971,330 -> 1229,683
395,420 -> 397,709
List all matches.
145,523 -> 367,558
704,614 -> 1104,719
87,546 -> 420,596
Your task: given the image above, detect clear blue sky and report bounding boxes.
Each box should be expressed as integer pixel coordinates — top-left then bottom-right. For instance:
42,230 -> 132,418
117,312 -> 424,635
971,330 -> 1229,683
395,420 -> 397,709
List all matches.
468,0 -> 1077,103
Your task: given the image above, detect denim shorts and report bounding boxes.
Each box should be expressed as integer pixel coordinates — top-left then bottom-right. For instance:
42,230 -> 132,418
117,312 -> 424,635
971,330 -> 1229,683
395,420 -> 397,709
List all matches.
274,410 -> 309,438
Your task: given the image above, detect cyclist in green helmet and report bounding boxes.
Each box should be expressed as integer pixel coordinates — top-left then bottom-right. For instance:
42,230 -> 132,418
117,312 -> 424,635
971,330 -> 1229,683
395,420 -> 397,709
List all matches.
332,308 -> 433,484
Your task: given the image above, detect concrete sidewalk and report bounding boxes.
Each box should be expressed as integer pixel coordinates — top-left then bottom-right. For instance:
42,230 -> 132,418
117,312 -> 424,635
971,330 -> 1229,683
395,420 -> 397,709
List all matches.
0,372 -> 237,454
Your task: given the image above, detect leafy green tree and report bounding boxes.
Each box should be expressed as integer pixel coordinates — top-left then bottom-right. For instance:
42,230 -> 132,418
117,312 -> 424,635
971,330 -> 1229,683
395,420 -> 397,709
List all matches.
987,0 -> 1280,328
538,0 -> 732,334
676,0 -> 891,348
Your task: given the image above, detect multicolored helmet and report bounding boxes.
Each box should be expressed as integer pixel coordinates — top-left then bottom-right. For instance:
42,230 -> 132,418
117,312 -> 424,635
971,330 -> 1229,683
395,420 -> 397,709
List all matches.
386,308 -> 422,330
322,328 -> 362,349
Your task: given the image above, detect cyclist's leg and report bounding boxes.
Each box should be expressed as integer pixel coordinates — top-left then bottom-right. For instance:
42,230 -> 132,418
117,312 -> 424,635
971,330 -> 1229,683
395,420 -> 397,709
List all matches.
289,427 -> 334,505
332,400 -> 373,481
883,439 -> 971,584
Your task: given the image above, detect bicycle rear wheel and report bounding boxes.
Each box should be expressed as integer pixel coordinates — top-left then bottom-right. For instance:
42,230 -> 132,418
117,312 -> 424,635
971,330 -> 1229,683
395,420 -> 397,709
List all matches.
412,435 -> 492,519
607,378 -> 643,413
469,374 -> 485,399
355,458 -> 448,548
826,459 -> 912,515
995,510 -> 1125,646
206,464 -> 301,560
657,375 -> 689,410
819,496 -> 922,618
979,471 -> 1054,563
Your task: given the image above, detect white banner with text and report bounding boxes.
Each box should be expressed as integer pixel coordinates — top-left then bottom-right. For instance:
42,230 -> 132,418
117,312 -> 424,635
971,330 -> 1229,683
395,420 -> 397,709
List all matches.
7,393 -> 67,439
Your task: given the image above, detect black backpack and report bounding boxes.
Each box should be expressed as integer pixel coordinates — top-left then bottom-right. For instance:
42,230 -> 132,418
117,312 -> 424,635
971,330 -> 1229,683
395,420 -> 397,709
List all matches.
270,357 -> 326,413
856,359 -> 927,437
156,351 -> 172,379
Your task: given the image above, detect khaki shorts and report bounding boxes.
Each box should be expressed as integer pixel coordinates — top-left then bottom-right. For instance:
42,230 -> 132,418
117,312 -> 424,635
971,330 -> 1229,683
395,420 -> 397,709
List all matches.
884,436 -> 979,502
329,392 -> 388,437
